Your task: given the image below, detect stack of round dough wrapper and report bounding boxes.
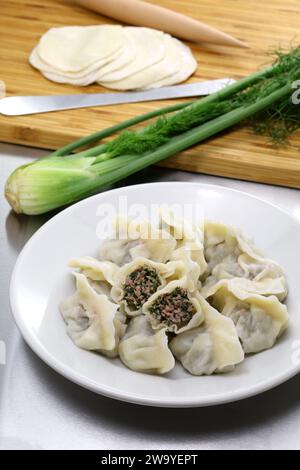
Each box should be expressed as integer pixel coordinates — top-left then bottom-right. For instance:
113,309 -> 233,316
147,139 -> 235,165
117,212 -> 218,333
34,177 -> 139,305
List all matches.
29,25 -> 197,90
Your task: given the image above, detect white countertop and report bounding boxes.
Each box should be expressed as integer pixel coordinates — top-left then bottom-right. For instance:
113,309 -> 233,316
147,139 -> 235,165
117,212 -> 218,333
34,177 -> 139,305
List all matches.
1,142 -> 300,450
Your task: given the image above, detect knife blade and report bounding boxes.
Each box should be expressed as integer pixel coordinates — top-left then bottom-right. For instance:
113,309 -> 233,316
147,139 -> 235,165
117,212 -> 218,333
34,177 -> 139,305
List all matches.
0,78 -> 235,116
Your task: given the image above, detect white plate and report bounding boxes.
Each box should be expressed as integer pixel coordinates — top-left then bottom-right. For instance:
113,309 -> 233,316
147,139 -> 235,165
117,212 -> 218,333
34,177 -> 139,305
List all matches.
10,182 -> 300,407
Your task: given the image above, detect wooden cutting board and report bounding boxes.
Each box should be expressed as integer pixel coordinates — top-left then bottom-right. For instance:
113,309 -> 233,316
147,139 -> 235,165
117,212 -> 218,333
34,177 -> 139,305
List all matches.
1,0 -> 300,188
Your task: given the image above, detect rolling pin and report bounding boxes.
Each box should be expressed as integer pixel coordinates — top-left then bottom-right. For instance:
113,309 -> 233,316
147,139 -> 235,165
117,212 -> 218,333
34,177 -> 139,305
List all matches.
74,0 -> 246,47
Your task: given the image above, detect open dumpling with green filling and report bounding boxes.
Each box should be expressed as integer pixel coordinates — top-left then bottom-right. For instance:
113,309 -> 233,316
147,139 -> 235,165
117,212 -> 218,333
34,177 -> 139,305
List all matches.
111,257 -> 182,316
143,277 -> 204,334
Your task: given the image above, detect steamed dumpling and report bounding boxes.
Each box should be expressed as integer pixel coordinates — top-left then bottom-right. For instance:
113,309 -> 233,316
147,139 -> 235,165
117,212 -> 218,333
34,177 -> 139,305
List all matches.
119,315 -> 175,374
60,273 -> 126,357
169,246 -> 201,291
202,276 -> 288,302
159,207 -> 207,275
99,217 -> 176,266
202,221 -> 287,301
143,277 -> 204,334
69,256 -> 118,296
170,296 -> 244,375
207,281 -> 289,353
68,257 -> 118,283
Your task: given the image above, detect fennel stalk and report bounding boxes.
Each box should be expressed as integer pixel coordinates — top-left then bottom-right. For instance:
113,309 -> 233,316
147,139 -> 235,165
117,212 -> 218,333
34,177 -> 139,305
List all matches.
5,46 -> 300,215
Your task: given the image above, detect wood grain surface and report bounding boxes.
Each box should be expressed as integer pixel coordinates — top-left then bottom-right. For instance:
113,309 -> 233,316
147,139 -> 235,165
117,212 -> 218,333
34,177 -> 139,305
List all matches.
1,0 -> 300,187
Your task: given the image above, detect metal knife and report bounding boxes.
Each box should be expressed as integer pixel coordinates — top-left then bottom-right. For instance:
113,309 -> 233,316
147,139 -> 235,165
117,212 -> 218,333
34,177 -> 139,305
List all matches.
0,78 -> 235,116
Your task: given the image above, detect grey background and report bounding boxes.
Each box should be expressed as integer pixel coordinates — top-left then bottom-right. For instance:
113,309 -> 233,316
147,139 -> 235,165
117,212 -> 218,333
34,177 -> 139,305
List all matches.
1,142 -> 300,450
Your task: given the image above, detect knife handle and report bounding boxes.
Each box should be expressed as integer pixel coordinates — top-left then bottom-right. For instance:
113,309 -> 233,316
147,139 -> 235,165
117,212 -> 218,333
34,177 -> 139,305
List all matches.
74,0 -> 245,47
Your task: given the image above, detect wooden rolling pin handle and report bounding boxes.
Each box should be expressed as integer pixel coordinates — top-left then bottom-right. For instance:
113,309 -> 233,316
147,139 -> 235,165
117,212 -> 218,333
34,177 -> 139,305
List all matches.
74,0 -> 246,47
